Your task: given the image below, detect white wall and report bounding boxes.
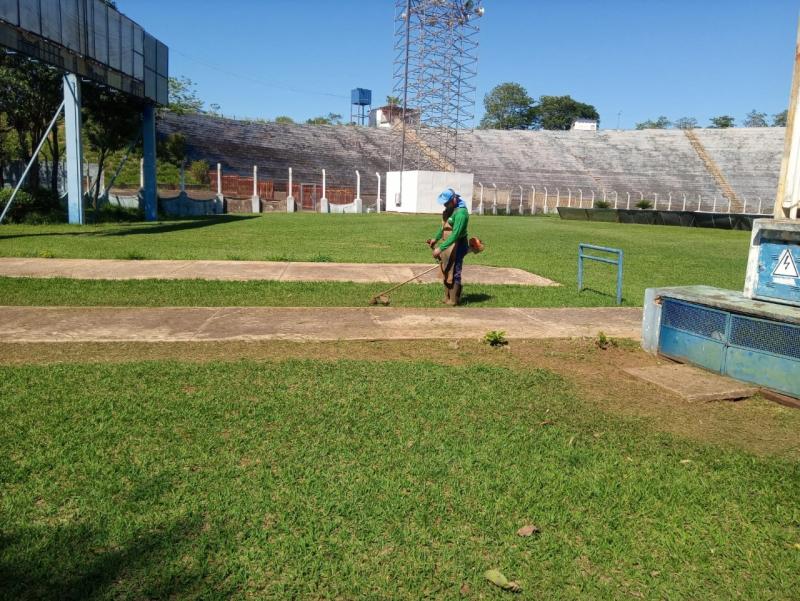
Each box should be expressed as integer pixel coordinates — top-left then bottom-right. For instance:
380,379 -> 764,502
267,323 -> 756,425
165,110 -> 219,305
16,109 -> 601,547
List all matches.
386,171 -> 474,214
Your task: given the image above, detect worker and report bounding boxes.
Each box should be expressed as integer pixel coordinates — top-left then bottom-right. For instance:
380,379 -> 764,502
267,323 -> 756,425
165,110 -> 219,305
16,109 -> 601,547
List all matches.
428,188 -> 470,306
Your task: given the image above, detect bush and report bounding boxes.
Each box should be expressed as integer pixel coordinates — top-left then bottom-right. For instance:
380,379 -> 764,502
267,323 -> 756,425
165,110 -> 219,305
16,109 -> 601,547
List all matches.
0,188 -> 64,224
594,200 -> 610,209
635,199 -> 653,210
189,160 -> 210,185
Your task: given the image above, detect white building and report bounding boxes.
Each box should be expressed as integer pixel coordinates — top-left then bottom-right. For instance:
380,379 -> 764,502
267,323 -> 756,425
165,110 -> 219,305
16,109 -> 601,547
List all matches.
572,118 -> 598,131
369,105 -> 420,129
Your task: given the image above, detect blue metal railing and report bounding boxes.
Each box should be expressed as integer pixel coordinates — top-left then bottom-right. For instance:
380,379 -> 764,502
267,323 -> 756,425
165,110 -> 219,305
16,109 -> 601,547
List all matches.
578,243 -> 624,305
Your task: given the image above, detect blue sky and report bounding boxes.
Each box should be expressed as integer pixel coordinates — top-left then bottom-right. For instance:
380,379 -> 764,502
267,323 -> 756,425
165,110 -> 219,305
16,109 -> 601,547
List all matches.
123,0 -> 799,129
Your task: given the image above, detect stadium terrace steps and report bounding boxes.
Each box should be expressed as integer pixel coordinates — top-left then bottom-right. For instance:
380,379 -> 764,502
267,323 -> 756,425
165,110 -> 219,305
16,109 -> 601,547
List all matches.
158,113 -> 783,209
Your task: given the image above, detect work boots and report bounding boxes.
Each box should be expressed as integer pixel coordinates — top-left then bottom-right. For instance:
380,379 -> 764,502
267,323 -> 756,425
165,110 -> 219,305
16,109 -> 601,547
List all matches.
446,284 -> 462,306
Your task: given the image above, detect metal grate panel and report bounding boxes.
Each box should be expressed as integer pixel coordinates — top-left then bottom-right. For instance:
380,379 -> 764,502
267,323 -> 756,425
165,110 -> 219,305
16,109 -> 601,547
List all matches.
662,299 -> 727,341
729,315 -> 800,360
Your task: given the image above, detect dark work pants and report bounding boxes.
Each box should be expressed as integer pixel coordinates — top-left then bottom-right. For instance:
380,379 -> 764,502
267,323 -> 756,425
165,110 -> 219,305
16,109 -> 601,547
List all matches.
452,238 -> 469,285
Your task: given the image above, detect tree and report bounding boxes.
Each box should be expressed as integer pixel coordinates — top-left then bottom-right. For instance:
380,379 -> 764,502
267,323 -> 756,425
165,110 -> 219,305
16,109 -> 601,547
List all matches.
386,95 -> 401,107
674,117 -> 698,130
157,133 -> 186,166
306,113 -> 342,125
635,116 -> 671,129
0,113 -> 21,188
0,54 -> 63,191
82,85 -> 143,210
708,115 -> 735,128
274,115 -> 295,124
772,110 -> 788,127
533,95 -> 599,130
742,110 -> 768,128
166,76 -> 204,115
478,82 -> 536,130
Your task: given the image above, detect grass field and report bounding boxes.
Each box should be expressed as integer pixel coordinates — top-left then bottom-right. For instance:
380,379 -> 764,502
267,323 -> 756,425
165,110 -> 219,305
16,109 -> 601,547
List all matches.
0,214 -> 750,307
2,356 -> 798,600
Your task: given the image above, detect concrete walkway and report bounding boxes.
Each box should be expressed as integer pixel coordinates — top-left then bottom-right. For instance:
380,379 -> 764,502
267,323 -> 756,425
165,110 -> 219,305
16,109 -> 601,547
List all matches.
0,306 -> 641,343
0,258 -> 557,286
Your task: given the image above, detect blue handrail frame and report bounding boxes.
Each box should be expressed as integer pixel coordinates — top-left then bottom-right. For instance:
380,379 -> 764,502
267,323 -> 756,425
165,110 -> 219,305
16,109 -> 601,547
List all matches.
578,243 -> 624,305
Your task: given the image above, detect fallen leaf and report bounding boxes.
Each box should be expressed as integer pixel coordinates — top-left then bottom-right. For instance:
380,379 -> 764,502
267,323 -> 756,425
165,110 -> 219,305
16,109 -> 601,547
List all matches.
794,543 -> 800,550
485,569 -> 521,593
680,459 -> 692,464
539,419 -> 554,426
516,524 -> 540,537
460,582 -> 470,596
650,570 -> 660,577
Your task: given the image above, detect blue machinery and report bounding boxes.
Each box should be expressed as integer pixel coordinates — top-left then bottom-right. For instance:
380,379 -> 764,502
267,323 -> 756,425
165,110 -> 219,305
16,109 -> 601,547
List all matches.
643,219 -> 800,399
578,244 -> 623,305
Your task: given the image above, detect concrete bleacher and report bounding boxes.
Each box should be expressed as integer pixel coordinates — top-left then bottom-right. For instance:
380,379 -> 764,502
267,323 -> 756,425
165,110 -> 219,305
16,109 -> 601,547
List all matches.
693,128 -> 783,210
158,112 -> 397,195
159,112 -> 785,211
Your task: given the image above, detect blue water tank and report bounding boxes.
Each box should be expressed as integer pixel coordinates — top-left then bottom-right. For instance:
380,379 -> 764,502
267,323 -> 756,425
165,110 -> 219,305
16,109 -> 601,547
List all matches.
351,88 -> 372,106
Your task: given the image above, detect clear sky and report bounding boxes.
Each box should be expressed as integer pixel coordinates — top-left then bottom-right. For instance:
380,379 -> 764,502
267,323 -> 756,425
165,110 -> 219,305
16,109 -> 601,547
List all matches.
122,0 -> 799,129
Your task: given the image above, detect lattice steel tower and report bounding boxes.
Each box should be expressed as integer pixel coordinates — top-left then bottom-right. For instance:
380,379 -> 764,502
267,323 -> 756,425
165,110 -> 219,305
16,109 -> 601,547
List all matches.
392,0 -> 484,173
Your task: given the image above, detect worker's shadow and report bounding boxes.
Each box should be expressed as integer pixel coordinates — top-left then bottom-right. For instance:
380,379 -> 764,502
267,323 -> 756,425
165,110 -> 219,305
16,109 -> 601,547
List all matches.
460,292 -> 493,305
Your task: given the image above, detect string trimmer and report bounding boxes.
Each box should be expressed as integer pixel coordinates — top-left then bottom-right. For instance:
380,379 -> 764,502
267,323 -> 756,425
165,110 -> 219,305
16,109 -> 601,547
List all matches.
369,263 -> 441,306
368,236 -> 484,306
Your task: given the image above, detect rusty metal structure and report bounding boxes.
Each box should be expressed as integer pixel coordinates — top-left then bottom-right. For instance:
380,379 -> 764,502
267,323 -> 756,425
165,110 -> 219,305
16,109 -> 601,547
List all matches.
392,0 -> 484,172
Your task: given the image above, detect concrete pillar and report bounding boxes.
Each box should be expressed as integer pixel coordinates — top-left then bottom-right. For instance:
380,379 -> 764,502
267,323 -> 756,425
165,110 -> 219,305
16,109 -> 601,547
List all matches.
215,163 -> 224,214
353,170 -> 362,213
320,169 -> 329,213
251,165 -> 260,213
286,167 -> 295,212
63,73 -> 84,225
142,104 -> 157,221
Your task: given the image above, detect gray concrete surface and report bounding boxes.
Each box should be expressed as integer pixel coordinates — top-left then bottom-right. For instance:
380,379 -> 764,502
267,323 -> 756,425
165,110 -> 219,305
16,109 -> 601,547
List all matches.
0,306 -> 641,343
624,364 -> 759,401
0,258 -> 557,286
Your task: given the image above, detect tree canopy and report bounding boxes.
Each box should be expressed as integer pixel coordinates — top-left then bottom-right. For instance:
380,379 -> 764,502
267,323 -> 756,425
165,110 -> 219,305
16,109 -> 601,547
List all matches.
478,82 -> 536,130
709,115 -> 735,128
742,110 -> 768,128
478,83 -> 599,131
166,76 -> 204,115
635,116 -> 671,130
772,110 -> 788,127
673,117 -> 698,130
533,95 -> 599,130
306,113 -> 343,125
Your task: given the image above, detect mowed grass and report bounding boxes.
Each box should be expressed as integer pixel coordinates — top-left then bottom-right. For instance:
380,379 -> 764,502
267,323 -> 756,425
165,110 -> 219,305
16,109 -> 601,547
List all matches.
1,359 -> 798,600
0,213 -> 749,307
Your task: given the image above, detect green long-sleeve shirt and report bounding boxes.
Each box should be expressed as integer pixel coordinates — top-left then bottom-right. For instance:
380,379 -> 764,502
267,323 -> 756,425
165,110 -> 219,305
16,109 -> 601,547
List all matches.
433,207 -> 469,251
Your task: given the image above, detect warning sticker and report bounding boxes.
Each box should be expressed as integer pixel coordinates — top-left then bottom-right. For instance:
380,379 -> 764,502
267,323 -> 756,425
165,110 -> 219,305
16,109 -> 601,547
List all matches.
772,248 -> 799,278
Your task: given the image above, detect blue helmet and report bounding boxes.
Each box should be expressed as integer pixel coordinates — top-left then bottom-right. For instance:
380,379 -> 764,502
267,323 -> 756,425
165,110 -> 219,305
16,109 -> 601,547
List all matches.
436,188 -> 457,205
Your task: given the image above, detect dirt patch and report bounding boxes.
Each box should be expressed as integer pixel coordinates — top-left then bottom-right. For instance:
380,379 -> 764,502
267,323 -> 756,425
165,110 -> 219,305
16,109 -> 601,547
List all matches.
1,337 -> 798,459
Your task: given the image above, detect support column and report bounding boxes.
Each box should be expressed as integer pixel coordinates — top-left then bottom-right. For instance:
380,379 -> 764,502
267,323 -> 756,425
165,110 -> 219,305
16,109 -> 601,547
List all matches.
286,167 -> 295,212
142,104 -> 157,221
63,74 -> 84,225
251,165 -> 261,213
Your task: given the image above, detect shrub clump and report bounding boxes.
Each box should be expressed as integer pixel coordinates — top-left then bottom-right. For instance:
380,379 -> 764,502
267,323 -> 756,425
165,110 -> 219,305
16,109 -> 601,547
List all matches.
0,188 -> 65,224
